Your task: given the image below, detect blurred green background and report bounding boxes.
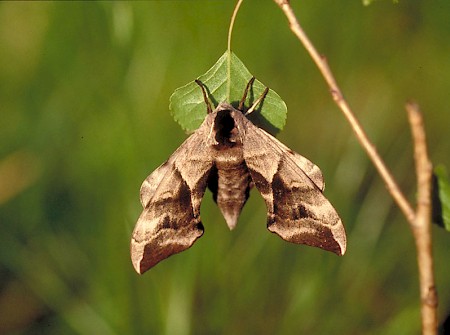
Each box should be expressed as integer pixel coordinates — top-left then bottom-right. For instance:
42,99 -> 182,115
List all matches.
1,1 -> 449,334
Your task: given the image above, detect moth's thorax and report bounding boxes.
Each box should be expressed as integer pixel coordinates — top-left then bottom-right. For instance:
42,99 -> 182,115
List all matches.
212,106 -> 243,149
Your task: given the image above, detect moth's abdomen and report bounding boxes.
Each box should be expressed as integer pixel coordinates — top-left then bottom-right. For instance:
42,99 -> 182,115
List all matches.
209,151 -> 251,230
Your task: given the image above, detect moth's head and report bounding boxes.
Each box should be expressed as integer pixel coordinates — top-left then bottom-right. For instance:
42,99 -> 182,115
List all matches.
213,103 -> 241,146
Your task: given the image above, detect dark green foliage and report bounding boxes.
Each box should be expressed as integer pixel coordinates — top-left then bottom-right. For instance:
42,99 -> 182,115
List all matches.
433,165 -> 450,231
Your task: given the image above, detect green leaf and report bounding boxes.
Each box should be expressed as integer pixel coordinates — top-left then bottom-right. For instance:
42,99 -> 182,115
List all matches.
169,51 -> 287,135
432,165 -> 450,231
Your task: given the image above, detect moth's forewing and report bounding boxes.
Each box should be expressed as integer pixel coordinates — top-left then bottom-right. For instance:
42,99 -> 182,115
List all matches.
235,111 -> 346,255
131,116 -> 215,274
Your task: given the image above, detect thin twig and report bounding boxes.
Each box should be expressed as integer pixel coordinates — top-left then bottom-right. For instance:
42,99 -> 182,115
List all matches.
227,0 -> 245,100
407,102 -> 438,334
272,0 -> 415,224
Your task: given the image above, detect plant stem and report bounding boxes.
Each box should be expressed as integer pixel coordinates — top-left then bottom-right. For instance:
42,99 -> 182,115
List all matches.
227,0 -> 245,101
407,102 -> 438,334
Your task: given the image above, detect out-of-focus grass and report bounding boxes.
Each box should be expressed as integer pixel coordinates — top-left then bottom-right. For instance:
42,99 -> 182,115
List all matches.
0,1 -> 449,334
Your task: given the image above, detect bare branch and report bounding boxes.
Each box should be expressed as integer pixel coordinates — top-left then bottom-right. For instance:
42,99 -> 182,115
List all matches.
407,102 -> 438,334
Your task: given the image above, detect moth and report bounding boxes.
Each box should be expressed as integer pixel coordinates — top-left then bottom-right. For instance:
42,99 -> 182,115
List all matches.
131,78 -> 346,274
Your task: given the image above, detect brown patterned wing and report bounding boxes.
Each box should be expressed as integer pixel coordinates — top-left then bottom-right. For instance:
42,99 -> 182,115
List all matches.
238,115 -> 346,255
266,137 -> 325,191
131,122 -> 214,274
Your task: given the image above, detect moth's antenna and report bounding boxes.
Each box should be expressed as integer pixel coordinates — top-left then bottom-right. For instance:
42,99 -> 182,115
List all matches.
245,86 -> 269,116
195,79 -> 213,114
238,77 -> 255,111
